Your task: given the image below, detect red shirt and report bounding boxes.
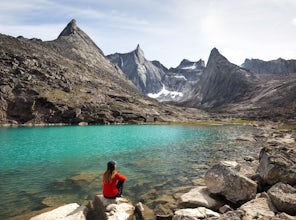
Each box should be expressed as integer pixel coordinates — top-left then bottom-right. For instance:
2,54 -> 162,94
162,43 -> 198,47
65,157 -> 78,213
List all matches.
102,172 -> 126,197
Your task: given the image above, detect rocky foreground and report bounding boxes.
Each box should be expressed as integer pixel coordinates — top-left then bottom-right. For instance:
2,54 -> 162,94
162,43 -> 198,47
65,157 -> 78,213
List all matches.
23,125 -> 295,220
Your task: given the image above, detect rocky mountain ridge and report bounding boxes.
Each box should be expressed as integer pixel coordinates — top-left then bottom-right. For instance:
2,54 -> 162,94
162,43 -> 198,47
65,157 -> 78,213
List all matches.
107,47 -> 205,102
181,48 -> 296,120
0,19 -> 207,125
1,19 -> 295,124
107,44 -> 164,94
242,58 -> 296,74
109,44 -> 295,120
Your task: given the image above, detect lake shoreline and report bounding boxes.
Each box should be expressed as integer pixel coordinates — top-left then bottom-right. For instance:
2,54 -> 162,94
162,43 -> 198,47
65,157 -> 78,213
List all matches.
4,123 -> 295,219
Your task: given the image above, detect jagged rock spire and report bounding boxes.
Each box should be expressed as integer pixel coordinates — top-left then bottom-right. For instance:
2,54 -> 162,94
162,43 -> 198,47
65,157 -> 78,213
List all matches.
135,44 -> 144,56
134,44 -> 145,63
206,47 -> 229,66
58,19 -> 78,38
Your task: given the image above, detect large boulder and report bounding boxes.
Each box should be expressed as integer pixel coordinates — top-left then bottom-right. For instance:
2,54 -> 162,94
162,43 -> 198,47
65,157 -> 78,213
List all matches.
238,193 -> 277,219
179,186 -> 225,210
267,182 -> 296,215
30,203 -> 87,220
93,195 -> 135,220
172,207 -> 220,220
257,146 -> 296,185
205,161 -> 257,203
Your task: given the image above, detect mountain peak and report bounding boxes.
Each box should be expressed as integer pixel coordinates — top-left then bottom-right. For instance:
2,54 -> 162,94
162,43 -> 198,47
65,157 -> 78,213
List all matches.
58,19 -> 79,38
134,44 -> 145,61
207,47 -> 228,65
210,47 -> 221,57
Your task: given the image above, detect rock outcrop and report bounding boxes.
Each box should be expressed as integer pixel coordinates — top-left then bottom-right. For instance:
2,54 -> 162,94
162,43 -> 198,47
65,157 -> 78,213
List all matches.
204,161 -> 257,203
30,203 -> 87,220
238,193 -> 277,219
172,207 -> 220,220
93,195 -> 135,220
267,182 -> 296,215
257,146 -> 296,185
179,186 -> 224,210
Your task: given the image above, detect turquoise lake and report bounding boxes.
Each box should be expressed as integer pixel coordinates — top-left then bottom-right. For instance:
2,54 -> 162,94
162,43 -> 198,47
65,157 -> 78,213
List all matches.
0,124 -> 263,219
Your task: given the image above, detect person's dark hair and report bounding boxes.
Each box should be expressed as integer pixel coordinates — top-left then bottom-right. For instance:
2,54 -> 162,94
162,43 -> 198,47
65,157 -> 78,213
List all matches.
103,160 -> 117,183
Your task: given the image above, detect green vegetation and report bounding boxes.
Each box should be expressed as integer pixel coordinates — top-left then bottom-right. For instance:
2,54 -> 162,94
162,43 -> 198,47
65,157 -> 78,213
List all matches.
47,89 -> 69,100
153,120 -> 222,125
155,119 -> 258,126
222,119 -> 253,124
278,125 -> 296,130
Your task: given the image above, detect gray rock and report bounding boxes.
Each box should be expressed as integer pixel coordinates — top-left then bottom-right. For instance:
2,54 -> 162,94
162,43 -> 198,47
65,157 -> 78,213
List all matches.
219,204 -> 233,214
107,45 -> 164,94
217,210 -> 245,220
257,146 -> 296,185
172,207 -> 220,220
30,203 -> 87,220
179,186 -> 225,210
107,47 -> 205,102
238,193 -> 277,219
267,182 -> 296,215
205,161 -> 257,203
241,58 -> 296,74
185,48 -> 257,108
275,212 -> 296,220
93,195 -> 135,220
135,202 -> 155,220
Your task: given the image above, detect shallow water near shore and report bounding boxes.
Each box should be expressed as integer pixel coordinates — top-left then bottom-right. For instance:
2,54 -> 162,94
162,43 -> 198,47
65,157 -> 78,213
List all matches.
0,124 -> 263,218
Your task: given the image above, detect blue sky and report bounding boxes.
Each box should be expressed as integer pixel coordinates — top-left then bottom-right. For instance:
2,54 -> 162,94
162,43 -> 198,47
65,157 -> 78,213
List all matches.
1,0 -> 296,67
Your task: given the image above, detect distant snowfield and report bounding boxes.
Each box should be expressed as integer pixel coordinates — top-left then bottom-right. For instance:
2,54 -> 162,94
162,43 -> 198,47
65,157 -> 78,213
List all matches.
181,63 -> 197,70
147,84 -> 183,99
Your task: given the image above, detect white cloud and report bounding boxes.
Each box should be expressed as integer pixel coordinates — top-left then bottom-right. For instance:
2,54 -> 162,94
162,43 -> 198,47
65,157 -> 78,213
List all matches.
292,18 -> 296,26
0,0 -> 295,67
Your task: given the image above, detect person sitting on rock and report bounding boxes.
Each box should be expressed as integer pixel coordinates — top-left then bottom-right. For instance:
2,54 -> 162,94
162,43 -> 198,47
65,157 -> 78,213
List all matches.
102,160 -> 126,199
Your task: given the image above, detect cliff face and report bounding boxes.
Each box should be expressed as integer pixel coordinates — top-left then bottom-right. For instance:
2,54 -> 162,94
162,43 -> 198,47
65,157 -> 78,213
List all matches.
107,44 -> 164,94
182,48 -> 258,108
0,20 -> 207,125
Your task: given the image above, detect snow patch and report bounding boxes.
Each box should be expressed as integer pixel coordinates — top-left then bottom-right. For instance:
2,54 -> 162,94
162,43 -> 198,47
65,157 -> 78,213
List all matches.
174,75 -> 187,80
181,62 -> 197,70
147,84 -> 183,99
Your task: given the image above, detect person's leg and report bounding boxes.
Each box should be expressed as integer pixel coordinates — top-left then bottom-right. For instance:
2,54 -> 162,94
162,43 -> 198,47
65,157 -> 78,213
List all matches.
116,180 -> 124,197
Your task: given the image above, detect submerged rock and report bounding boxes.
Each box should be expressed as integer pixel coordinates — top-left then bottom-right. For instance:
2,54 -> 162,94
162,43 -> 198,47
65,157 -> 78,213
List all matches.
204,161 -> 257,203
